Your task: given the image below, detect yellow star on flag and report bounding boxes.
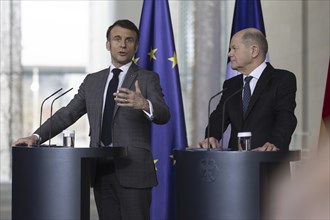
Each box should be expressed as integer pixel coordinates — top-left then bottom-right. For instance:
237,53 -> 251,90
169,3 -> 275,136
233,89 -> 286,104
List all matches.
133,57 -> 140,64
148,48 -> 158,61
168,52 -> 178,68
154,159 -> 159,171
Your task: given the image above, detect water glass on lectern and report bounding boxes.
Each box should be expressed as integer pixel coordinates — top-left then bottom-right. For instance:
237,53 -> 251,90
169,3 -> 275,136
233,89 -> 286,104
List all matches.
237,132 -> 252,151
63,130 -> 75,147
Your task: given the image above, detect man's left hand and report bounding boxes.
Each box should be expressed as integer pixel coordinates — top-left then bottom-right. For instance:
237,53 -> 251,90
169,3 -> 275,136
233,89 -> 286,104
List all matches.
252,142 -> 279,151
114,80 -> 149,111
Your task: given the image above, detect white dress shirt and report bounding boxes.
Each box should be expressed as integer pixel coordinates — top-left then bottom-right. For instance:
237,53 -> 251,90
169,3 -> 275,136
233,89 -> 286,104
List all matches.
242,62 -> 267,95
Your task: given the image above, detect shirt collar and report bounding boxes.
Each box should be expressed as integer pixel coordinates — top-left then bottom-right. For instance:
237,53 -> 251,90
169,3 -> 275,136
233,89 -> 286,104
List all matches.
110,61 -> 132,74
244,61 -> 267,80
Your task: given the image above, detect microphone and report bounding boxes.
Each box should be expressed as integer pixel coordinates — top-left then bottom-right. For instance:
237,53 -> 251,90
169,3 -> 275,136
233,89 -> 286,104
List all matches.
221,87 -> 244,149
207,88 -> 227,150
48,88 -> 73,146
38,88 -> 63,146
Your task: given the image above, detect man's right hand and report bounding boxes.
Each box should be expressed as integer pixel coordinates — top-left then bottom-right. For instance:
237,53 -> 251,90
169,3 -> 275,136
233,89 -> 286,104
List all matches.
13,135 -> 39,147
198,137 -> 220,149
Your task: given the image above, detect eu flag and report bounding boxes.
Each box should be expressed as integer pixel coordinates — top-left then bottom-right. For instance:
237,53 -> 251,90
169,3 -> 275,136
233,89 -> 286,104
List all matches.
135,0 -> 188,219
226,0 -> 266,79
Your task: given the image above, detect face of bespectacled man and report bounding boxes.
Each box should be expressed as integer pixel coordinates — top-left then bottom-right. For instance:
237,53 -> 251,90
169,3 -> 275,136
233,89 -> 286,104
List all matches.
106,25 -> 138,68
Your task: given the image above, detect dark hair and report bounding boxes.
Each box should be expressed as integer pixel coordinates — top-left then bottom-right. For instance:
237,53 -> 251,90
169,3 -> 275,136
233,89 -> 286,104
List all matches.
242,29 -> 268,56
106,19 -> 139,42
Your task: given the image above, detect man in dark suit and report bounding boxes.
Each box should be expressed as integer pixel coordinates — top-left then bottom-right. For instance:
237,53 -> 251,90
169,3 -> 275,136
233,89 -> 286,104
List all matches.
14,20 -> 170,220
199,28 -> 297,151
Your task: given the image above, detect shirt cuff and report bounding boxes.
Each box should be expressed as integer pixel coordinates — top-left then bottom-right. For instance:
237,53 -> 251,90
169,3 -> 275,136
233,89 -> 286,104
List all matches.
32,133 -> 41,143
143,99 -> 154,119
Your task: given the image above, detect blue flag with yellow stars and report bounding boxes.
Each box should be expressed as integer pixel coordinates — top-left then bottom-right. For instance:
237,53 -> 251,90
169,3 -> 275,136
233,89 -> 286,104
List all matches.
135,0 -> 188,219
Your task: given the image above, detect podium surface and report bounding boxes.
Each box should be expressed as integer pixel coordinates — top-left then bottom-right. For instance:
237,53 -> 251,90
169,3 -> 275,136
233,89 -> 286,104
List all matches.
12,146 -> 126,220
174,149 -> 300,220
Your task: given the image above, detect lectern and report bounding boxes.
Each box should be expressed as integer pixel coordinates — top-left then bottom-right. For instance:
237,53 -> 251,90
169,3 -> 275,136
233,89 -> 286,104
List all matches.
174,150 -> 300,220
12,146 -> 126,220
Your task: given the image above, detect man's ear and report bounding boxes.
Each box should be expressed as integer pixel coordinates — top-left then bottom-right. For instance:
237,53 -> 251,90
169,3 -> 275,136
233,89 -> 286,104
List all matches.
106,41 -> 110,51
251,45 -> 260,58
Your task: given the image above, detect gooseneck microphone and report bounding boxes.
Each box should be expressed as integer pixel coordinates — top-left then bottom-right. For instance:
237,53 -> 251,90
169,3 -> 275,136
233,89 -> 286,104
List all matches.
38,88 -> 63,146
221,87 -> 244,149
48,88 -> 73,146
207,88 -> 227,150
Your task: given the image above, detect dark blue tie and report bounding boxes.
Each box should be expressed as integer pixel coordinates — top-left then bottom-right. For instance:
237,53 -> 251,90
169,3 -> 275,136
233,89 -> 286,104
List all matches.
101,68 -> 122,146
243,76 -> 253,116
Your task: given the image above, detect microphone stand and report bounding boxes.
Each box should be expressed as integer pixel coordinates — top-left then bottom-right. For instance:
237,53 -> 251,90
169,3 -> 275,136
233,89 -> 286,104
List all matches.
207,89 -> 227,151
49,88 -> 73,146
38,88 -> 63,147
221,87 -> 243,149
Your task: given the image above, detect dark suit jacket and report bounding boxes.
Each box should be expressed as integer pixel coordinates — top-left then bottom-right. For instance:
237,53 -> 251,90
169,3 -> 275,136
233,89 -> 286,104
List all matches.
207,63 -> 297,151
35,63 -> 170,188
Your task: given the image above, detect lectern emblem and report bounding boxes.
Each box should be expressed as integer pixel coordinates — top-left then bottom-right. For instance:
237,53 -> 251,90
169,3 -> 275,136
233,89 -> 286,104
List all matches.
199,158 -> 219,182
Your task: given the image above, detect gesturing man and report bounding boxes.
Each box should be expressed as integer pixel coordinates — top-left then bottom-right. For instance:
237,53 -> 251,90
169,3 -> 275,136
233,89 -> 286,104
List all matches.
14,19 -> 170,220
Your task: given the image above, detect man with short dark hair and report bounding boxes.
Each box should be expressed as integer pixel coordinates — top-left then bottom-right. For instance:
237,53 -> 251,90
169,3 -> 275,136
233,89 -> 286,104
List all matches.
14,19 -> 170,220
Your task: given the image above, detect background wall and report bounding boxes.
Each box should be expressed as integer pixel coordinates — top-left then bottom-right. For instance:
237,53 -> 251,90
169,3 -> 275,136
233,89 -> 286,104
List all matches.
262,0 -> 329,156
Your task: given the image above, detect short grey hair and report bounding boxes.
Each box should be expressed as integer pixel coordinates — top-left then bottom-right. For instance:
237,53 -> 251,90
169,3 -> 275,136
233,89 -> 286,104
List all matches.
242,29 -> 268,57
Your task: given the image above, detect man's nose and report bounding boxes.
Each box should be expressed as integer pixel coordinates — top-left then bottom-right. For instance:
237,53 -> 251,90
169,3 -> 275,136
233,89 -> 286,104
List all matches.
120,40 -> 127,48
228,50 -> 233,57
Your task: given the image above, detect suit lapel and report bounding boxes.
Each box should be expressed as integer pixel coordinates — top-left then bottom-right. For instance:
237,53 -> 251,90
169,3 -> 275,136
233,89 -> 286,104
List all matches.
94,68 -> 110,118
245,64 -> 273,118
113,63 -> 139,116
121,63 -> 139,89
94,68 -> 110,137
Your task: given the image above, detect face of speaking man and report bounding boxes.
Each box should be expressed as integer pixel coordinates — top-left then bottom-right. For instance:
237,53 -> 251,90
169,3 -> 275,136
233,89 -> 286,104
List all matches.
106,25 -> 139,68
